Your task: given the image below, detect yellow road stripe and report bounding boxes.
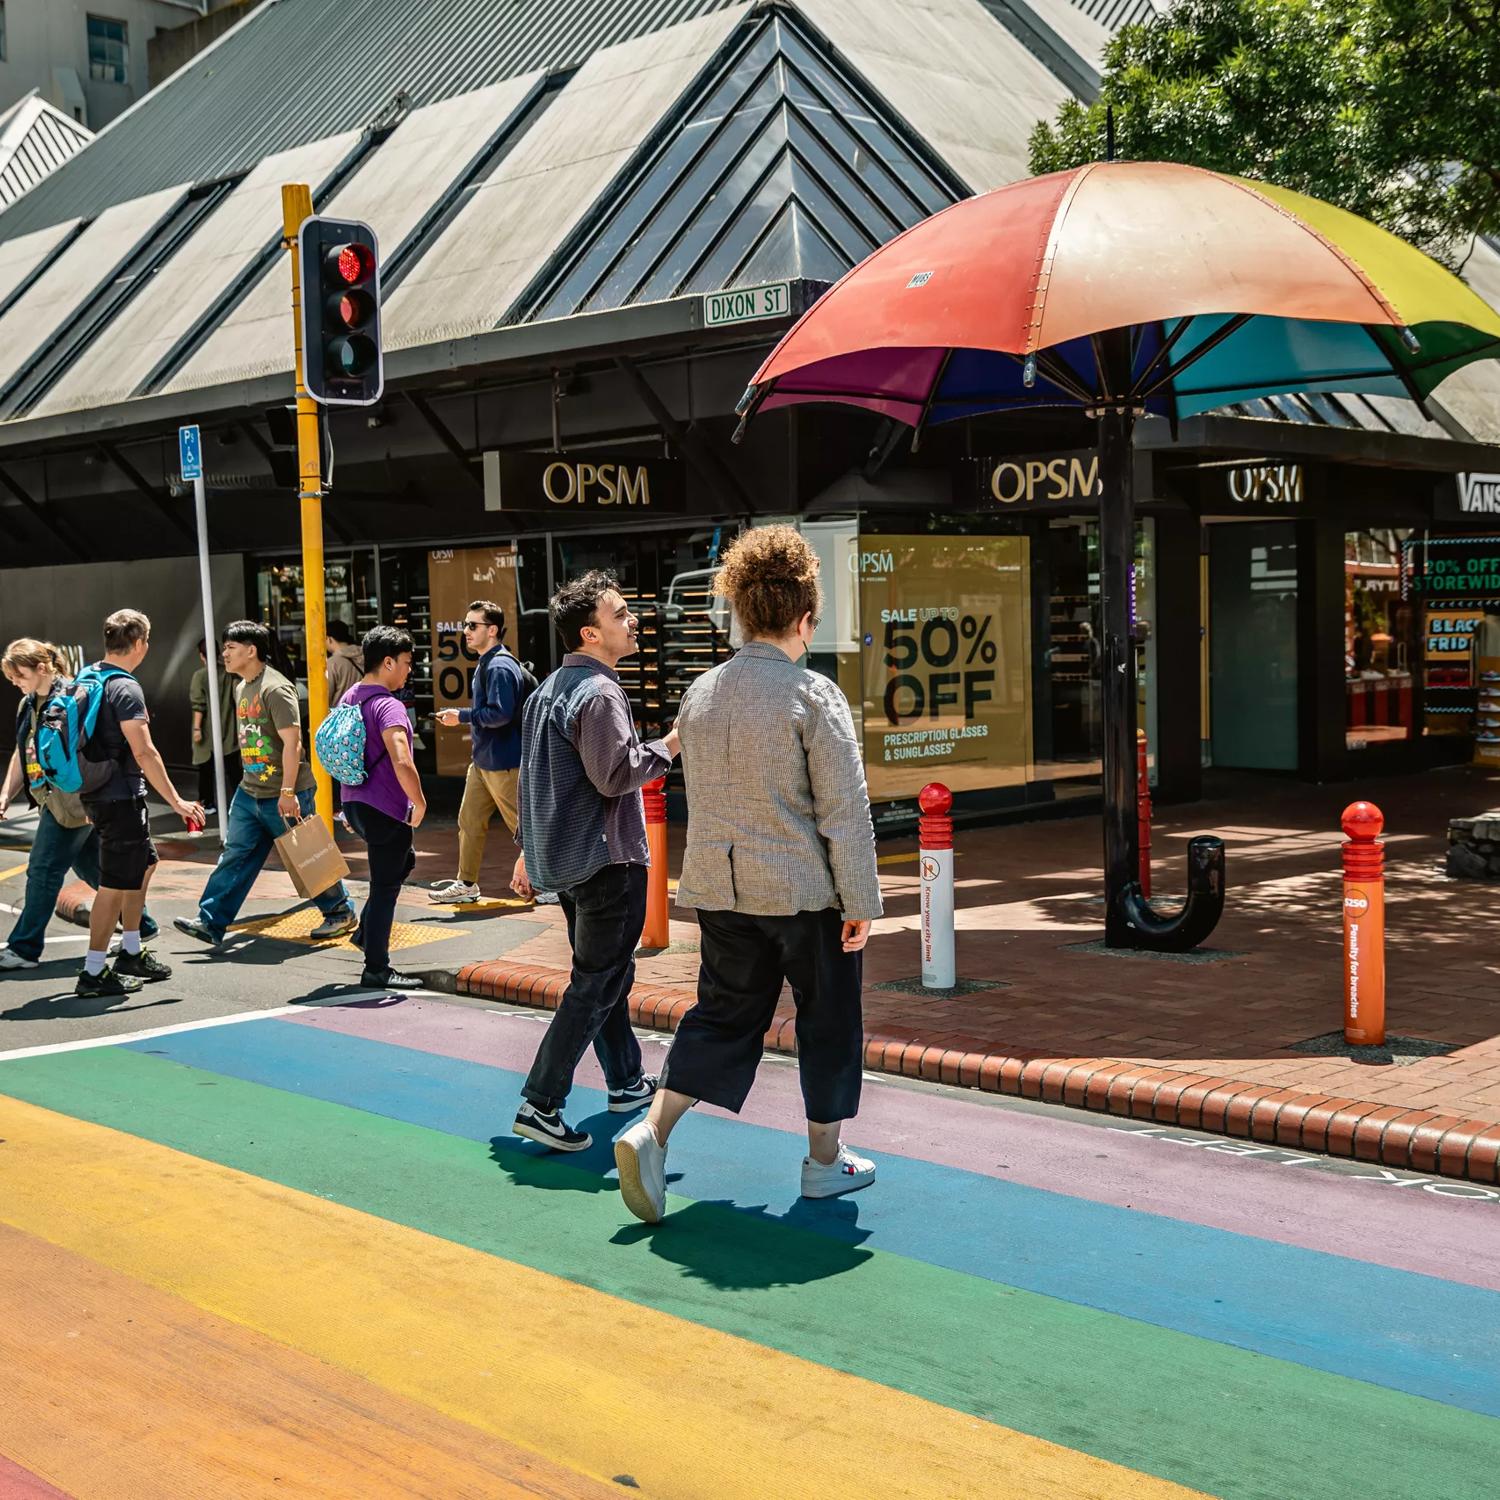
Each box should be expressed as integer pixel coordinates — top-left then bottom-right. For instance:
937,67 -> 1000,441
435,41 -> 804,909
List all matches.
0,1221 -> 615,1500
0,1095 -> 1205,1500
0,861 -> 30,881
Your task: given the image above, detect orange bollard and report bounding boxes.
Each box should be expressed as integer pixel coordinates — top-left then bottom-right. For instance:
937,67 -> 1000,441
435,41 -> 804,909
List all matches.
642,777 -> 669,949
1341,801 -> 1386,1047
1136,729 -> 1152,899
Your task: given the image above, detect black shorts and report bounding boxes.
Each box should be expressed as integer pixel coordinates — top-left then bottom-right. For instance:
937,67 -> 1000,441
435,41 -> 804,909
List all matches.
87,796 -> 159,891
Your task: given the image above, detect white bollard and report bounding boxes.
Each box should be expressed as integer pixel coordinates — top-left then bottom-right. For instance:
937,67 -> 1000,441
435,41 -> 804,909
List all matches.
918,782 -> 955,990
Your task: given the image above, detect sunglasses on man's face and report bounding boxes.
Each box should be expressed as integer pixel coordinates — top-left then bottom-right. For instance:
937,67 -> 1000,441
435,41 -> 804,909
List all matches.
462,621 -> 484,631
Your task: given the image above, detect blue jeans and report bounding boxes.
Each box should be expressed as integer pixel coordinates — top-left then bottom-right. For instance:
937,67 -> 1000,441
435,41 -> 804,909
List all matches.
197,787 -> 350,940
5,805 -> 156,961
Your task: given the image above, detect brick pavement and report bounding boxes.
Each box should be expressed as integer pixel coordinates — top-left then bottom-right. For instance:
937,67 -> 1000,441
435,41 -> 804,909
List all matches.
457,766 -> 1500,1183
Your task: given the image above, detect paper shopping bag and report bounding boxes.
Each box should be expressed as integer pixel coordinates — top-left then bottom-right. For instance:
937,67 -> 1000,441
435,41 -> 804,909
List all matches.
274,814 -> 351,900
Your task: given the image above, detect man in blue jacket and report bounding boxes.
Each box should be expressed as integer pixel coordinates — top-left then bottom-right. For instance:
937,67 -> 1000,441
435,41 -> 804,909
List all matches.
430,599 -> 530,903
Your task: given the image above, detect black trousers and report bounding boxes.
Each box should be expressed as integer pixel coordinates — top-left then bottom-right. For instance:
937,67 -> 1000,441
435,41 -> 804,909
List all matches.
663,907 -> 864,1124
522,863 -> 646,1113
344,801 -> 414,974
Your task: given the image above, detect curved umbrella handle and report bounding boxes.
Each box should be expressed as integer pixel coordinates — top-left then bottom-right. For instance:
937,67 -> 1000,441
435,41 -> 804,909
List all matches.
1110,836 -> 1226,953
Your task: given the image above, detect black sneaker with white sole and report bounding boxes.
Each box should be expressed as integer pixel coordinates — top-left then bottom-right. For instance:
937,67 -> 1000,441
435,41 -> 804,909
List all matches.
359,967 -> 425,991
607,1073 -> 658,1113
512,1104 -> 592,1152
75,965 -> 142,998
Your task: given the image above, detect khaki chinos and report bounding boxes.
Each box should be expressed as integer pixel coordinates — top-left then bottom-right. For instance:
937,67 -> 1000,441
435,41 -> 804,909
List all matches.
456,762 -> 520,885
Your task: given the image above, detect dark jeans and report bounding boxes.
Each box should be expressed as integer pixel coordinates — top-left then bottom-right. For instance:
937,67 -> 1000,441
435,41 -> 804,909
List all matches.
663,907 -> 864,1124
4,806 -> 155,961
344,800 -> 414,975
521,862 -> 647,1113
197,787 -> 350,941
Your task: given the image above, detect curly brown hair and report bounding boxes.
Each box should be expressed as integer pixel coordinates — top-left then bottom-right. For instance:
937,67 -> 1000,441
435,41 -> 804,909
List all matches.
714,525 -> 823,640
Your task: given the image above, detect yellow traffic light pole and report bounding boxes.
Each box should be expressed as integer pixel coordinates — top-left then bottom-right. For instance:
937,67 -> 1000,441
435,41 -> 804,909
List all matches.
281,182 -> 334,829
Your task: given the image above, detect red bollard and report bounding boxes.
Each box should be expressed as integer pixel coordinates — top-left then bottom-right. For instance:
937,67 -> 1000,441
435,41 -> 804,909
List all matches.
1341,801 -> 1386,1047
642,777 -> 669,949
1136,729 -> 1152,899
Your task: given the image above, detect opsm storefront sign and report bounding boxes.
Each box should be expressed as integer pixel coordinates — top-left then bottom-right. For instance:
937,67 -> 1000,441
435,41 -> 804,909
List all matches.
483,450 -> 685,512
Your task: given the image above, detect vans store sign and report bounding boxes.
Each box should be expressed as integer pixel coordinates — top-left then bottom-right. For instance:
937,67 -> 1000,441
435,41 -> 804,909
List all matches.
484,451 -> 685,512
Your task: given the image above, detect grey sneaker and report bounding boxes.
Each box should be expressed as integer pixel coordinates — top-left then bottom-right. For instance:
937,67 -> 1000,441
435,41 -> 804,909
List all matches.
0,947 -> 39,971
173,916 -> 223,946
615,1119 -> 667,1223
310,906 -> 357,940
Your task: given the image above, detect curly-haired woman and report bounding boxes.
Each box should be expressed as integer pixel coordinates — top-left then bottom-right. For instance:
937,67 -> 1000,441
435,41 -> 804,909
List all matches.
614,525 -> 882,1223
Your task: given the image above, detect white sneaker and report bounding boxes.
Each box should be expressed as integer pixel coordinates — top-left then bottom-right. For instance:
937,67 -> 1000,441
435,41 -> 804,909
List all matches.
615,1119 -> 667,1224
0,947 -> 38,970
800,1144 -> 876,1200
428,879 -> 480,904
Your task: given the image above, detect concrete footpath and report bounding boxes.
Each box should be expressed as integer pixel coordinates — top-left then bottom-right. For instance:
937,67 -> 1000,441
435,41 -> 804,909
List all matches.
9,764 -> 1500,1182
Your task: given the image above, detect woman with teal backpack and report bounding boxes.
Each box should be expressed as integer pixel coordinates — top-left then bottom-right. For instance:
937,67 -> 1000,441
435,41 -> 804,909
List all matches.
0,638 -> 157,970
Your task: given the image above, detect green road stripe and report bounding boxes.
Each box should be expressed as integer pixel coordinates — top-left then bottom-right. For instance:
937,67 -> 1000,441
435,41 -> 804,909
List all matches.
4,1048 -> 1498,1500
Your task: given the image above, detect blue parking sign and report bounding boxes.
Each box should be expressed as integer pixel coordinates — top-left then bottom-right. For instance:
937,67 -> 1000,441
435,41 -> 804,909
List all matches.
179,424 -> 202,481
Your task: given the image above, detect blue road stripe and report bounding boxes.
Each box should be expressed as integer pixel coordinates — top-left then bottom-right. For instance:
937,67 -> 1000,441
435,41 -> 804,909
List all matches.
126,1018 -> 1500,1418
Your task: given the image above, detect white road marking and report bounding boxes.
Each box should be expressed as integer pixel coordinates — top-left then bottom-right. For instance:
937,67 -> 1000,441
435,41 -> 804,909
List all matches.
0,987 -> 441,1062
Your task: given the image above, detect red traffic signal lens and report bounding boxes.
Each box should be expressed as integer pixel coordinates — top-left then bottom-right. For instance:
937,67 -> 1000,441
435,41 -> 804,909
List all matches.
328,288 -> 374,330
328,242 -> 374,285
328,334 -> 377,377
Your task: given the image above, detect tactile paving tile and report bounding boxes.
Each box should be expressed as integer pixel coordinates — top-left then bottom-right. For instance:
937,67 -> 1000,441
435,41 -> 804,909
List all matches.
228,907 -> 457,953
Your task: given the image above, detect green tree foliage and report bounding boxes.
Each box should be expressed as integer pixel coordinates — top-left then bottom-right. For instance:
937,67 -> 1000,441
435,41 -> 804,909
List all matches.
1028,0 -> 1498,259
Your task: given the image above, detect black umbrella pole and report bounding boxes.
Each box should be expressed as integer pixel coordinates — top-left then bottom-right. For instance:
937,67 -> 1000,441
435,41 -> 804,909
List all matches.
1096,405 -> 1227,951
1097,406 -> 1140,946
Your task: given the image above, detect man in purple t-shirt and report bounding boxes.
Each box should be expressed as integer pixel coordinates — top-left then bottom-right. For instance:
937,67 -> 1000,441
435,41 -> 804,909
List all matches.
339,626 -> 427,990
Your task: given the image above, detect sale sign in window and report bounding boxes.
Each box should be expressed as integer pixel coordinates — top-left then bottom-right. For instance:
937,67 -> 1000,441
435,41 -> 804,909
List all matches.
855,535 -> 1032,801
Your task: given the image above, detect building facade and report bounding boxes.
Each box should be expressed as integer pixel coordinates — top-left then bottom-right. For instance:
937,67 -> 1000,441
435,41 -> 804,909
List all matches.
0,0 -> 224,130
0,0 -> 1497,828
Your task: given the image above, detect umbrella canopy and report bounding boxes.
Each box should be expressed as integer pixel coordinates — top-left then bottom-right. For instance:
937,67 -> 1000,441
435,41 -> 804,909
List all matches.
741,161 -> 1500,429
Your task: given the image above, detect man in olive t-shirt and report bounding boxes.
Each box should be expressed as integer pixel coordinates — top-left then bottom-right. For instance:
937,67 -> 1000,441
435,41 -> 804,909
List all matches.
174,619 -> 355,948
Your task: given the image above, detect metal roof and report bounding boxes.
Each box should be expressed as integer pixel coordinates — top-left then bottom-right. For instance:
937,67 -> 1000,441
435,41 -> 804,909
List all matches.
0,0 -> 747,246
518,9 -> 964,322
0,93 -> 93,210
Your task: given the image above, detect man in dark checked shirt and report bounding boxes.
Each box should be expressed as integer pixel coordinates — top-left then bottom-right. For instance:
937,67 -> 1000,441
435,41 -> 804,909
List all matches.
509,571 -> 681,1151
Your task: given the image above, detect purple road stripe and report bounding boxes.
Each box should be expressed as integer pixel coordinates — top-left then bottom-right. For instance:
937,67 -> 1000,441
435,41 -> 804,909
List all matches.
0,1453 -> 75,1500
283,1000 -> 1500,1291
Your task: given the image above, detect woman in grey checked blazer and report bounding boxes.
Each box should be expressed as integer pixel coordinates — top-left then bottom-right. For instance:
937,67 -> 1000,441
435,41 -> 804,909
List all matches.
615,525 -> 883,1224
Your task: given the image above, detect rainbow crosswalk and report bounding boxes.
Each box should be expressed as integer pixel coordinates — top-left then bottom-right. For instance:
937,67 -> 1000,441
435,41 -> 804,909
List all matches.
1,997 -> 1498,1498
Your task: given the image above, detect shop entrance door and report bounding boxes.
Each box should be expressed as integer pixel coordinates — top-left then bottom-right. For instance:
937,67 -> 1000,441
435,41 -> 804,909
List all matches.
1208,522 -> 1298,769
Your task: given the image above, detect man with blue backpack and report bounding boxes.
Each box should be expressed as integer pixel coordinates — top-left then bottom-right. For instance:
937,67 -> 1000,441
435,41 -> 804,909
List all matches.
174,619 -> 356,951
73,609 -> 204,998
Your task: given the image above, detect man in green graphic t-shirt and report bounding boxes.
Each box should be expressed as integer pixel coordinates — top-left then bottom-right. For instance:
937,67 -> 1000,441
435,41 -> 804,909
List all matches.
174,619 -> 355,948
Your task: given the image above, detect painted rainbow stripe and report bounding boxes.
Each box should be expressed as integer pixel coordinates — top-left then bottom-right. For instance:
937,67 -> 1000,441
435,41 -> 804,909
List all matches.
1,1001 -> 1497,1499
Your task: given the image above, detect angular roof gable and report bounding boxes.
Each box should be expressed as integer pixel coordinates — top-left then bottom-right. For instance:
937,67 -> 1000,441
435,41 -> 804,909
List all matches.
516,8 -> 966,322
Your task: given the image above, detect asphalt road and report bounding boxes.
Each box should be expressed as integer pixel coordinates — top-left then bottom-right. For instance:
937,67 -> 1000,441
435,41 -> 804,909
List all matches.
1,974 -> 1497,1498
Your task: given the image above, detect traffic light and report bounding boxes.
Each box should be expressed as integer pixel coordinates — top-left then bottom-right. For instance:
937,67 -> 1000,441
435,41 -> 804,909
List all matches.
298,215 -> 383,406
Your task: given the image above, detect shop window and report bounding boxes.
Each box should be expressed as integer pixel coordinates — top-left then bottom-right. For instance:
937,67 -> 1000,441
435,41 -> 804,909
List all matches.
854,533 -> 1033,803
1345,529 -> 1415,749
87,15 -> 128,83
553,525 -> 735,745
1035,519 -> 1156,796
